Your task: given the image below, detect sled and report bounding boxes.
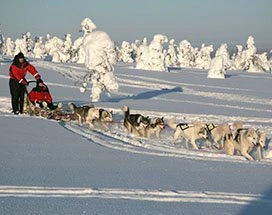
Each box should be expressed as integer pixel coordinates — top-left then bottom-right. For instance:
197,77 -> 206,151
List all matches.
23,81 -> 74,121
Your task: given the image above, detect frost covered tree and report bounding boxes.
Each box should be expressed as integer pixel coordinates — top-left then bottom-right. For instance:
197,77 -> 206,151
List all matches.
135,37 -> 150,70
80,18 -> 118,102
72,18 -> 97,64
119,41 -> 134,63
33,36 -> 45,59
25,32 -> 34,57
45,35 -> 69,63
148,34 -> 168,71
165,39 -> 179,67
63,34 -> 73,54
130,39 -> 141,62
215,44 -> 231,70
14,34 -> 27,56
195,44 -> 213,69
3,37 -> 14,56
242,36 -> 269,72
0,29 -> 3,55
269,50 -> 272,71
135,35 -> 168,71
207,55 -> 225,79
177,40 -> 195,68
231,45 -> 244,70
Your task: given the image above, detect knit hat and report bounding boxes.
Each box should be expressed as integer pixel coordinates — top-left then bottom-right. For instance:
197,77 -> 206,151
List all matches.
17,52 -> 25,59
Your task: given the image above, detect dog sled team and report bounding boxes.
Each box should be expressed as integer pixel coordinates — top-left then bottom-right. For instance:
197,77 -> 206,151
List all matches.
120,105 -> 268,161
8,52 -> 269,161
23,96 -> 270,161
65,104 -> 269,161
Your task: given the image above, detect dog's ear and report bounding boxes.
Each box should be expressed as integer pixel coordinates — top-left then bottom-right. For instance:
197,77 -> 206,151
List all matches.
247,128 -> 256,136
110,111 -> 113,114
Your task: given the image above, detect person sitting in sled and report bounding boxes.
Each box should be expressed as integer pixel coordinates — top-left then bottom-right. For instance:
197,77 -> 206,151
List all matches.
28,80 -> 59,110
9,52 -> 43,115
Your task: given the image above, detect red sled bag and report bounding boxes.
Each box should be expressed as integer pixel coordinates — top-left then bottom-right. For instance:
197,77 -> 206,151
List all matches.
28,84 -> 53,107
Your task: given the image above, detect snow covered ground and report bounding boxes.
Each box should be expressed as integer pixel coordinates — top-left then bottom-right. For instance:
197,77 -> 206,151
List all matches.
0,57 -> 272,214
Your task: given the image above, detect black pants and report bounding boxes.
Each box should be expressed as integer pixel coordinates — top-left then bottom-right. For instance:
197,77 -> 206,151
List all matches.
9,78 -> 26,113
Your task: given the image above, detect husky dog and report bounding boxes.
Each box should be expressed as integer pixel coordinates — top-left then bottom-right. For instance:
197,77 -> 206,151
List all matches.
68,102 -> 99,128
121,105 -> 149,137
94,108 -> 113,130
206,123 -> 232,149
254,130 -> 266,160
23,92 -> 37,114
223,133 -> 241,156
145,117 -> 165,138
68,102 -> 92,125
234,128 -> 259,160
230,121 -> 244,137
223,133 -> 235,155
168,118 -> 208,150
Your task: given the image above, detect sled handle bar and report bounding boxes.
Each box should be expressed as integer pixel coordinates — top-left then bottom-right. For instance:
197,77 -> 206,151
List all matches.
27,80 -> 37,84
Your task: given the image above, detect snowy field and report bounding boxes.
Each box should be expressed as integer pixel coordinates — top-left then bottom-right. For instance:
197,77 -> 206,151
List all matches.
1,57 -> 272,214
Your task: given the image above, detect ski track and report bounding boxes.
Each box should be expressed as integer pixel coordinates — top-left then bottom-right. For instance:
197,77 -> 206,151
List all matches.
30,61 -> 272,108
1,185 -> 272,205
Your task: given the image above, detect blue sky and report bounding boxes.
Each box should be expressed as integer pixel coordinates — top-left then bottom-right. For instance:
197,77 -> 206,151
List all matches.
0,0 -> 271,47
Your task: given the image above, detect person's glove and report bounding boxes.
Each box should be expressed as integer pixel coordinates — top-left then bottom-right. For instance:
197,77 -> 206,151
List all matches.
37,78 -> 45,88
35,74 -> 41,80
36,78 -> 43,85
19,78 -> 27,85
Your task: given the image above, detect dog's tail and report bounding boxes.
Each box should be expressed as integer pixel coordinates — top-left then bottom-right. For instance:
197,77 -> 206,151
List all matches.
167,118 -> 178,130
121,105 -> 130,118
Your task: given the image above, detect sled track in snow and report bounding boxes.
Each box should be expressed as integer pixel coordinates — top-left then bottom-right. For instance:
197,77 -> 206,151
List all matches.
117,74 -> 272,107
0,94 -> 271,164
59,120 -> 272,165
30,62 -> 272,108
1,185 -> 272,206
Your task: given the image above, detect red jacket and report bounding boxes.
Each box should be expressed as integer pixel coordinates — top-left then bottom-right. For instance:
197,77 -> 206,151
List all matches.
28,86 -> 53,104
9,61 -> 40,84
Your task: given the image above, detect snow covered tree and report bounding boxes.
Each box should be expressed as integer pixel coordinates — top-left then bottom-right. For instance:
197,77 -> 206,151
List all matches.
195,44 -> 213,69
207,55 -> 225,79
72,18 -> 97,64
33,36 -> 45,59
3,37 -> 14,56
45,35 -> 69,62
25,32 -> 34,57
148,34 -> 168,71
177,40 -> 195,68
0,29 -> 3,55
14,34 -> 27,56
231,45 -> 245,70
215,43 -> 231,70
80,18 -> 118,102
119,41 -> 134,63
165,39 -> 179,67
135,37 -> 150,70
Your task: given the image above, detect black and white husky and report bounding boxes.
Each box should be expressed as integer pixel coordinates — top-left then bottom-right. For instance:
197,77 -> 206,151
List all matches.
68,102 -> 99,128
145,117 -> 165,138
121,105 -> 149,137
93,108 -> 113,130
